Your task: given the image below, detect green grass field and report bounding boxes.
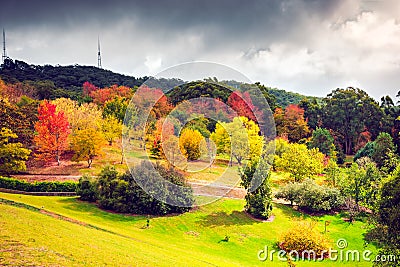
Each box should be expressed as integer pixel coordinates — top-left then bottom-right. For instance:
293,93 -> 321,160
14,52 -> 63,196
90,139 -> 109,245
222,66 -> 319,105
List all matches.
0,192 -> 377,266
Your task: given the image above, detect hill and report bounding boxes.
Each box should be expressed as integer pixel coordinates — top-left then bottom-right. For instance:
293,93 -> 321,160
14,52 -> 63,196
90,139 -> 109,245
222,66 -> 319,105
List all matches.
0,58 -> 319,107
0,58 -> 147,94
268,88 -> 321,108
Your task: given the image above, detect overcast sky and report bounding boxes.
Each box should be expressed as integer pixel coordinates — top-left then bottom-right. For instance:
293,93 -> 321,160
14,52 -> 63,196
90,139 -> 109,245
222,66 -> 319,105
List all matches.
1,0 -> 399,100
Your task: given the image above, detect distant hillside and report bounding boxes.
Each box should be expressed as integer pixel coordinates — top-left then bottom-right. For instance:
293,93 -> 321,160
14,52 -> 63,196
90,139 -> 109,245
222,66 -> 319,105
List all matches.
220,80 -> 319,108
0,58 -> 147,92
0,58 -> 319,107
268,88 -> 321,108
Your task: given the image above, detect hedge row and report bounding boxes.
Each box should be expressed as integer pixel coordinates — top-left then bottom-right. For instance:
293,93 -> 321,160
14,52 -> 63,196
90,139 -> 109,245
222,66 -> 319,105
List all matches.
0,177 -> 77,192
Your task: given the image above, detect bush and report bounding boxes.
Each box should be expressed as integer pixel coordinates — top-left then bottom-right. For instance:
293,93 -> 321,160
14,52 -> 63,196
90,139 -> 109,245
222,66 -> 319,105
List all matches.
0,176 -> 77,192
76,175 -> 98,202
96,163 -> 194,215
275,183 -> 302,206
279,220 -> 332,260
275,179 -> 344,212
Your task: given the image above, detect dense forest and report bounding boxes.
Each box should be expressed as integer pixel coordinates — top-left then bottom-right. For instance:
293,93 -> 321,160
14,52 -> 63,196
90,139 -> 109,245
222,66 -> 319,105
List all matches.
0,58 -> 147,100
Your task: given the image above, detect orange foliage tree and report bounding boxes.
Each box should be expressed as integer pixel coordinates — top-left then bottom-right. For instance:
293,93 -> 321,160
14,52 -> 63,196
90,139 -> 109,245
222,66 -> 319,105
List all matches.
89,85 -> 133,106
34,100 -> 70,165
274,104 -> 310,143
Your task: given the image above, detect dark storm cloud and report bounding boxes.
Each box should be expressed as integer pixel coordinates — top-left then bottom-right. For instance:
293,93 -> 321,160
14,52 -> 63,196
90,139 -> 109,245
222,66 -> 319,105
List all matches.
1,0 -> 399,100
1,0 -> 344,42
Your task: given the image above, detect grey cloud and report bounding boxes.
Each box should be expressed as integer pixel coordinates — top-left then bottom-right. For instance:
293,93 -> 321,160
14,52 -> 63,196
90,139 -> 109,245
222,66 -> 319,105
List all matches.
0,0 -> 399,100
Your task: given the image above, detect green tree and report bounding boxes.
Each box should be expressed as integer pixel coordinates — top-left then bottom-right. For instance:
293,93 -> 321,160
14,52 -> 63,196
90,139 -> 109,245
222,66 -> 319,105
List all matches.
354,141 -> 376,162
239,154 -> 273,219
344,161 -> 382,210
308,127 -> 335,156
299,97 -> 322,130
0,128 -> 31,174
322,87 -> 383,155
366,168 -> 400,266
275,143 -> 325,182
102,96 -> 128,122
372,132 -> 397,169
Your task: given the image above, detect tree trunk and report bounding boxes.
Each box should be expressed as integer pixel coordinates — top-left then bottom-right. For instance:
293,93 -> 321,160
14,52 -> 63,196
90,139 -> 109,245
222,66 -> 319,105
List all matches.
88,159 -> 92,168
56,152 -> 61,166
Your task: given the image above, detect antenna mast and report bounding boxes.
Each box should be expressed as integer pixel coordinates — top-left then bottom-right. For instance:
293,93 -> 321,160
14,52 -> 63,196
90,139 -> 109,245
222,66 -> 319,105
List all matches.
97,36 -> 102,68
2,28 -> 7,64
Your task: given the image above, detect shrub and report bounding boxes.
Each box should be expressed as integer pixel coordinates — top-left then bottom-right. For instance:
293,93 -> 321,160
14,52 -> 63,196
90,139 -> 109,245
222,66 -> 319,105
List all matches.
279,220 -> 332,260
275,179 -> 344,212
0,176 -> 77,192
76,175 -> 98,202
275,182 -> 301,206
96,163 -> 194,215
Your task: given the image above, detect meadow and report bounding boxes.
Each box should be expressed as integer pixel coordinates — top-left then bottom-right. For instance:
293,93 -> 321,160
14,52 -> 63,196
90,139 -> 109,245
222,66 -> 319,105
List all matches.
0,192 -> 377,266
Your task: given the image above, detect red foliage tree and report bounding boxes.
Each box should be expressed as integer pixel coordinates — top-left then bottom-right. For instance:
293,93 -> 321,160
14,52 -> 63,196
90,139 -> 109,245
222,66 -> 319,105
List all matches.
354,129 -> 372,153
34,100 -> 70,166
227,91 -> 257,122
82,81 -> 99,97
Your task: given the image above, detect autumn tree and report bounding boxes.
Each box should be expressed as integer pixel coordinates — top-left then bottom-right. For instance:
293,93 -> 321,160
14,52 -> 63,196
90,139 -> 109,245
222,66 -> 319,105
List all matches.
0,128 -> 31,174
71,128 -> 106,168
52,98 -> 102,133
274,104 -> 310,142
82,81 -> 99,97
89,85 -> 133,106
101,116 -> 122,146
179,128 -> 204,161
149,118 -> 175,158
163,135 -> 187,167
34,100 -> 70,165
0,97 -> 38,147
210,117 -> 264,165
227,91 -> 257,122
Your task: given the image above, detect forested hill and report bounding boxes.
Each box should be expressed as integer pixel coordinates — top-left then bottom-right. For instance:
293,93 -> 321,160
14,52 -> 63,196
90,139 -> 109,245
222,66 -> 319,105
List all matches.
0,58 -> 147,91
0,58 -> 317,107
268,88 -> 321,108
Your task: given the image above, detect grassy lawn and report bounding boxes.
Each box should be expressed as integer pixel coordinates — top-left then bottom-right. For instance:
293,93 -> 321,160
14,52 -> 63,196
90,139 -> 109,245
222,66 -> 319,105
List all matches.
0,192 -> 377,266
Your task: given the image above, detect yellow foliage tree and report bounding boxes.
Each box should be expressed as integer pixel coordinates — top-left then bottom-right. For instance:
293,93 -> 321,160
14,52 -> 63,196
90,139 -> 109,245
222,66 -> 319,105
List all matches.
101,116 -> 122,146
71,128 -> 106,168
179,128 -> 204,161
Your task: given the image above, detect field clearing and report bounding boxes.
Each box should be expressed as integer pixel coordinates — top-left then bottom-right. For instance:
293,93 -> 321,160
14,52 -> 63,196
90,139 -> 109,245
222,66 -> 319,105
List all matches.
0,192 -> 377,266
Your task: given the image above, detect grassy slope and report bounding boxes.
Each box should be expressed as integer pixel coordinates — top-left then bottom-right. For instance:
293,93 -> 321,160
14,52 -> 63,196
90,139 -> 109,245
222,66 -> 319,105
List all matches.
0,193 -> 376,266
